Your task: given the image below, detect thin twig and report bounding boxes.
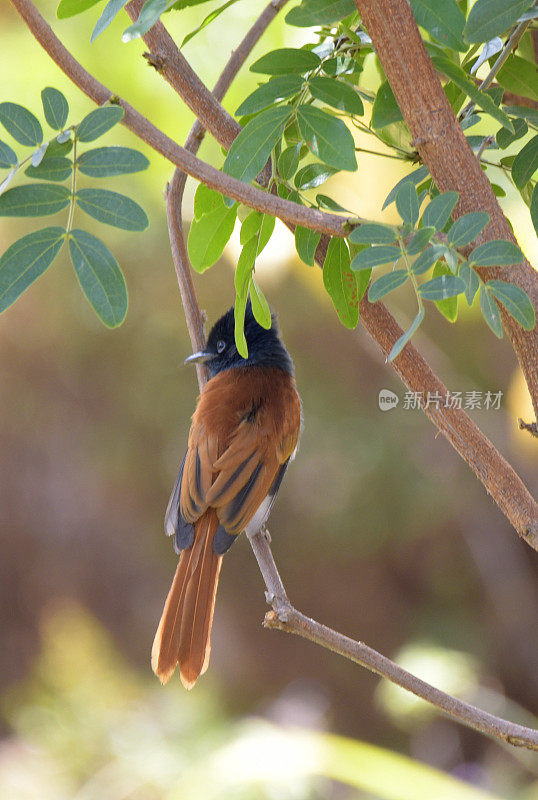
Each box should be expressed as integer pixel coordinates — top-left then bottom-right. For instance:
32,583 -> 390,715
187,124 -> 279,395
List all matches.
459,9 -> 536,125
165,0 -> 291,389
248,528 -> 538,751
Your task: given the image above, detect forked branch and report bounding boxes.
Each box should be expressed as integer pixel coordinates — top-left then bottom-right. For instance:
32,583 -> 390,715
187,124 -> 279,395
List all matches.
11,0 -> 538,751
11,0 -> 538,549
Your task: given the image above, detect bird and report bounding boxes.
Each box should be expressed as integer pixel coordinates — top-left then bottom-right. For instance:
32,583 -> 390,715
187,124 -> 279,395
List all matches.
152,302 -> 302,689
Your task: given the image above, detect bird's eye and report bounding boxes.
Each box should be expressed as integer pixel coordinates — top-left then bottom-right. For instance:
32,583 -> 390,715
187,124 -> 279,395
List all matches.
216,340 -> 226,354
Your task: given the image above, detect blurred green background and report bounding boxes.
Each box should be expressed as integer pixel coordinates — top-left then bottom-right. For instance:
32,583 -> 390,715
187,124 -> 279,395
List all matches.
0,1 -> 537,798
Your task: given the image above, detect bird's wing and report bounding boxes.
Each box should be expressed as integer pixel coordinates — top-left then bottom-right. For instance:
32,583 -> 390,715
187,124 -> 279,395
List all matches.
171,369 -> 300,542
205,400 -> 300,535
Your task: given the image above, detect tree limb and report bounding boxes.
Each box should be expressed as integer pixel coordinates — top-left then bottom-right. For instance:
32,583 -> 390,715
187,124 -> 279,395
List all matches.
247,527 -> 538,752
164,0 -> 291,388
354,0 -> 538,423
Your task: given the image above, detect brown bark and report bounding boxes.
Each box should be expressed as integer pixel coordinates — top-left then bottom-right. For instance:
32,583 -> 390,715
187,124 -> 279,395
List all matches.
355,0 -> 538,423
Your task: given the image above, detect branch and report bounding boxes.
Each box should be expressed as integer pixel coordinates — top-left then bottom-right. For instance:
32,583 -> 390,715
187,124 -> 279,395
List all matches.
164,0 -> 291,389
459,14 -> 533,124
354,0 -> 538,424
247,528 -> 538,751
315,236 -> 538,550
10,0 -> 349,237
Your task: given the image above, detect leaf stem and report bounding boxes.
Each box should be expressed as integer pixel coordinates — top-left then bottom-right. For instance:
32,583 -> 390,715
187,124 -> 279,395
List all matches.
459,10 -> 535,125
65,135 -> 77,236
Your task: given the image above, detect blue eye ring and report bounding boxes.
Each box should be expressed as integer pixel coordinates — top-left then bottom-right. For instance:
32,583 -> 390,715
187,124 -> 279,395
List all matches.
216,340 -> 226,354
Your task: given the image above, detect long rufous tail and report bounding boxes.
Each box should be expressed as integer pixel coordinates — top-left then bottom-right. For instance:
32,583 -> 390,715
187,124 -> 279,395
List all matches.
151,510 -> 222,689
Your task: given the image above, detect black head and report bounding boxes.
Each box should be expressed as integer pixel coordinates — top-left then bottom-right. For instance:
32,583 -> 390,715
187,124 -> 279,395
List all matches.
185,302 -> 294,378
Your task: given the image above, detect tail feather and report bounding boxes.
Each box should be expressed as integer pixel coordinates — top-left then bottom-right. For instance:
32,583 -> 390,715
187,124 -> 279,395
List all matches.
152,510 -> 222,688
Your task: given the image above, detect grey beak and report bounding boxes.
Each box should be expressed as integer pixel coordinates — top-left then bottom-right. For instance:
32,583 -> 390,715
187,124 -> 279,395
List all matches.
184,350 -> 213,365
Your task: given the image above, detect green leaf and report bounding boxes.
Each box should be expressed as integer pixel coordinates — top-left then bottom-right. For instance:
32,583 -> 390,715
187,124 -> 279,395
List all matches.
122,0 -> 175,41
496,118 -> 528,149
0,226 -> 65,312
249,278 -> 272,329
431,56 -> 513,131
410,244 -> 446,274
511,135 -> 538,189
235,237 -> 257,296
294,162 -> 338,190
295,225 -> 321,266
188,200 -> 237,271
480,284 -> 503,337
240,210 -> 263,244
432,263 -> 458,321
469,240 -> 524,266
57,0 -> 102,18
421,191 -> 458,231
277,144 -> 300,181
382,165 -> 428,210
68,229 -> 127,327
316,194 -> 351,212
355,265 -> 371,303
459,262 -> 480,305
503,104 -> 538,127
25,156 -> 72,182
419,274 -> 465,300
530,183 -> 538,238
285,0 -> 356,26
406,226 -> 436,255
351,245 -> 401,270
447,211 -> 489,246
396,182 -> 419,226
0,102 -> 43,147
180,0 -> 242,48
92,0 -> 129,42
349,223 -> 396,245
409,0 -> 465,51
76,105 -> 125,142
371,80 -> 403,129
257,213 -> 275,253
323,238 -> 358,328
309,77 -> 364,115
388,307 -> 424,362
368,269 -> 408,302
234,290 -> 248,357
235,76 -> 304,116
223,106 -> 293,185
251,48 -> 321,76
41,87 -> 69,130
297,105 -> 357,171
497,56 -> 538,103
76,188 -> 148,231
0,140 -> 17,169
0,184 -> 70,216
193,183 -> 223,219
464,0 -> 533,43
76,146 -> 149,177
487,279 -> 535,330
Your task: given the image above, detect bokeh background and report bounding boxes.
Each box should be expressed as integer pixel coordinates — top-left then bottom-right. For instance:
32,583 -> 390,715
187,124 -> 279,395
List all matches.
0,1 -> 537,798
